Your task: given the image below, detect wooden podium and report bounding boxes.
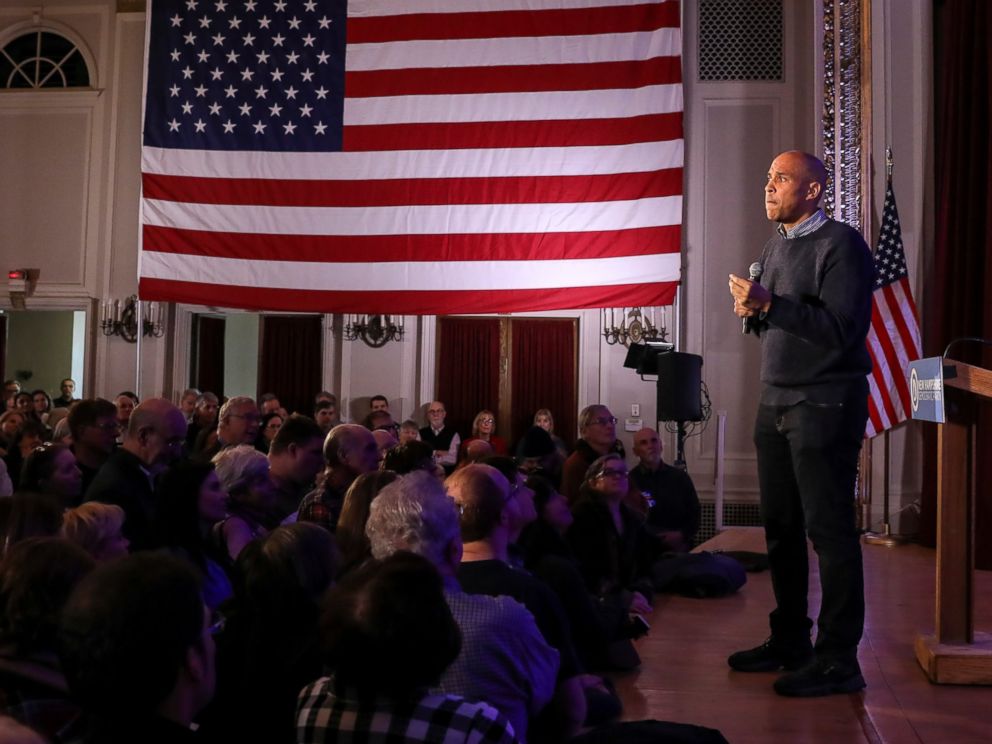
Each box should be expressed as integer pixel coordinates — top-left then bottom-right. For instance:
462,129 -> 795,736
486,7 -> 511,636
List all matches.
913,359 -> 992,684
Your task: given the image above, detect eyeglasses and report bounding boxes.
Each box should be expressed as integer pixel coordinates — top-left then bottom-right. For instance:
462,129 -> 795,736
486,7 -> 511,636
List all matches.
590,416 -> 618,426
479,418 -> 494,425
597,468 -> 628,479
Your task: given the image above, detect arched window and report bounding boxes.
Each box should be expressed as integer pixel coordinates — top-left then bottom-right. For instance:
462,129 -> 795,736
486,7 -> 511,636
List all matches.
0,30 -> 90,89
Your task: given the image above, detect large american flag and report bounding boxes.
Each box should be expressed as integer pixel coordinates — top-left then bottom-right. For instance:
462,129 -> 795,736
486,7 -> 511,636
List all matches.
138,0 -> 684,314
865,183 -> 922,438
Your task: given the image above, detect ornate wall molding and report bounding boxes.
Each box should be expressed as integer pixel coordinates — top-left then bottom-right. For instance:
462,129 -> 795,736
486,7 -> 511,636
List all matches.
821,0 -> 872,235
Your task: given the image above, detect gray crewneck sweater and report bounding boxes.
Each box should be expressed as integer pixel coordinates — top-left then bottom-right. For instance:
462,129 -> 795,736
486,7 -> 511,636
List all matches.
754,219 -> 874,405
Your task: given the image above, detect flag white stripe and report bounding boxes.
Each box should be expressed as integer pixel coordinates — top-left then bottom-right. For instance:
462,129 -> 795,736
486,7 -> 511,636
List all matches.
887,281 -> 923,357
141,140 -> 684,180
866,327 -> 901,410
142,195 -> 682,236
875,294 -> 913,378
348,0 -> 668,17
140,251 -> 682,291
342,84 -> 682,125
866,372 -> 891,434
346,30 -> 681,71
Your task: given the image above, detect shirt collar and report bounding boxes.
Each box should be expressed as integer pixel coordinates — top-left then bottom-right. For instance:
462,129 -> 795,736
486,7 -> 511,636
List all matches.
777,208 -> 828,239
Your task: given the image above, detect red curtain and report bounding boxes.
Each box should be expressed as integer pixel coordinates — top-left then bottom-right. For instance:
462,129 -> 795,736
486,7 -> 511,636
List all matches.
436,318 -> 501,439
194,315 -> 225,399
511,319 -> 577,446
259,315 -> 323,416
921,0 -> 992,565
0,315 -> 6,386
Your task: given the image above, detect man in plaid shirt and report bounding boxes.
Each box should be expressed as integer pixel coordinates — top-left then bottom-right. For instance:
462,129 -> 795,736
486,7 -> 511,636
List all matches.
296,552 -> 517,743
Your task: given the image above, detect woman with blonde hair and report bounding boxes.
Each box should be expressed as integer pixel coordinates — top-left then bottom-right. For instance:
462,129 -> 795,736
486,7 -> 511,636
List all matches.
61,502 -> 130,562
458,409 -> 508,460
212,444 -> 277,562
533,408 -> 570,458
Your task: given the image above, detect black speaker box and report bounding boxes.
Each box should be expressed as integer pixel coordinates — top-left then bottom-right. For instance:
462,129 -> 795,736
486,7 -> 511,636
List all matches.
656,352 -> 703,422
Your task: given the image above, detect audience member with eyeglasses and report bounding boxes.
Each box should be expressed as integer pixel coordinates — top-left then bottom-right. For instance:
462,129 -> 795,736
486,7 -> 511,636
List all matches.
566,454 -> 662,625
460,410 -> 508,461
561,405 -> 626,505
67,399 -> 119,497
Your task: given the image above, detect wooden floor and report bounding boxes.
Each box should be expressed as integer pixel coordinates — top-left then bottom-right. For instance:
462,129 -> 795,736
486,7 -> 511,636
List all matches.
611,528 -> 992,743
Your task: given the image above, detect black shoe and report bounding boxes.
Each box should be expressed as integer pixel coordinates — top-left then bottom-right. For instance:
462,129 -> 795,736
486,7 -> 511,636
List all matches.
773,656 -> 866,697
727,637 -> 813,673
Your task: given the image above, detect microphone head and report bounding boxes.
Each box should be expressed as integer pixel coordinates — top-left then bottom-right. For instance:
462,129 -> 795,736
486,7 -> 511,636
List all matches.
748,261 -> 763,280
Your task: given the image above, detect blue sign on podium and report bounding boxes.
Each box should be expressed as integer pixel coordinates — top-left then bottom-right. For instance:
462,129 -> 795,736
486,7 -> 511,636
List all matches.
908,357 -> 946,424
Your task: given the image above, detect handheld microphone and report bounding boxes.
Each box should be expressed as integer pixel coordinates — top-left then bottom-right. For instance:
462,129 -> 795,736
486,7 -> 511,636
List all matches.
742,261 -> 763,335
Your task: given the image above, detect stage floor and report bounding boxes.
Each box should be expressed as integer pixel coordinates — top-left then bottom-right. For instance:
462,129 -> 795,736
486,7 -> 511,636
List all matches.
610,528 -> 992,743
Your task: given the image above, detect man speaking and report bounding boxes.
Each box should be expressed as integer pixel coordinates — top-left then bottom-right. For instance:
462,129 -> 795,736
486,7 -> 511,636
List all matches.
727,150 -> 874,697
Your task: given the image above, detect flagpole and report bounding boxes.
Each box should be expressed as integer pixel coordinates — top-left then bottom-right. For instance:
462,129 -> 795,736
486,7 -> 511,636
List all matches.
864,148 -> 908,547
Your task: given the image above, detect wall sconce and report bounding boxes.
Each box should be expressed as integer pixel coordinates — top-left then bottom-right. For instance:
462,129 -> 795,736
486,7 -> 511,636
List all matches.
601,307 -> 668,347
100,295 -> 165,342
343,314 -> 405,348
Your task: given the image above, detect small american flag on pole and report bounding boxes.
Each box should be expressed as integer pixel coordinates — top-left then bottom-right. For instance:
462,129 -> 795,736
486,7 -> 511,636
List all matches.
138,0 -> 684,314
865,182 -> 922,438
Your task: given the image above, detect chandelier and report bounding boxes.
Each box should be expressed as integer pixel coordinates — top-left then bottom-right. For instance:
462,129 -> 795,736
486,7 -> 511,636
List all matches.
344,314 -> 405,348
100,296 -> 165,343
601,307 -> 668,347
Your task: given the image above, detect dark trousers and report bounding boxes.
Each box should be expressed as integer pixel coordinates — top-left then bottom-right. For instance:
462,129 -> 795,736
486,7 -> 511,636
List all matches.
753,391 -> 867,659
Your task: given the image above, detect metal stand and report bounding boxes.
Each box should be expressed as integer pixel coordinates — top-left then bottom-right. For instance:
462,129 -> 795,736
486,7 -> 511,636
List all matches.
864,431 -> 909,546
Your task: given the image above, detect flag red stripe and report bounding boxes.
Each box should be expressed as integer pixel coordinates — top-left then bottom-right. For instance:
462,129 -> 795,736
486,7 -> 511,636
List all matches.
346,3 -> 679,44
866,390 -> 883,437
142,224 -> 682,262
341,113 -> 683,151
869,302 -> 908,422
139,277 -> 679,315
865,343 -> 890,435
345,57 -> 682,98
884,279 -> 922,357
142,168 -> 683,208
879,287 -> 916,413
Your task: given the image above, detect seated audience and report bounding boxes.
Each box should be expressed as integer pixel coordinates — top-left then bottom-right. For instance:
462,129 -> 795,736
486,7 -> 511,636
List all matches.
567,455 -> 659,620
519,476 -> 640,672
196,397 -> 260,462
212,445 -> 276,562
532,409 -> 570,459
0,412 -> 25,456
2,381 -> 20,413
29,391 -> 52,426
297,424 -> 378,532
156,462 -> 233,610
366,471 -> 558,742
3,421 -> 48,488
450,464 -> 590,739
460,410 -> 508,459
381,440 -> 436,476
67,398 -> 118,496
256,412 -> 283,454
266,415 -> 326,524
627,428 -> 701,553
370,395 -> 390,413
52,379 -> 77,409
113,391 -> 139,439
18,443 -> 82,507
0,538 -> 95,742
58,553 -> 216,743
49,418 -> 72,445
419,401 -> 461,472
561,406 -> 625,505
297,552 -> 517,744
334,470 -> 399,576
516,426 -> 564,488
11,395 -> 33,418
186,392 -> 219,451
368,409 -> 399,438
371,427 -> 399,465
60,503 -> 130,562
257,393 -> 284,418
398,419 -> 420,444
313,401 -> 338,434
85,398 -> 187,551
201,523 -> 337,744
1,493 -> 64,554
179,388 -> 200,423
